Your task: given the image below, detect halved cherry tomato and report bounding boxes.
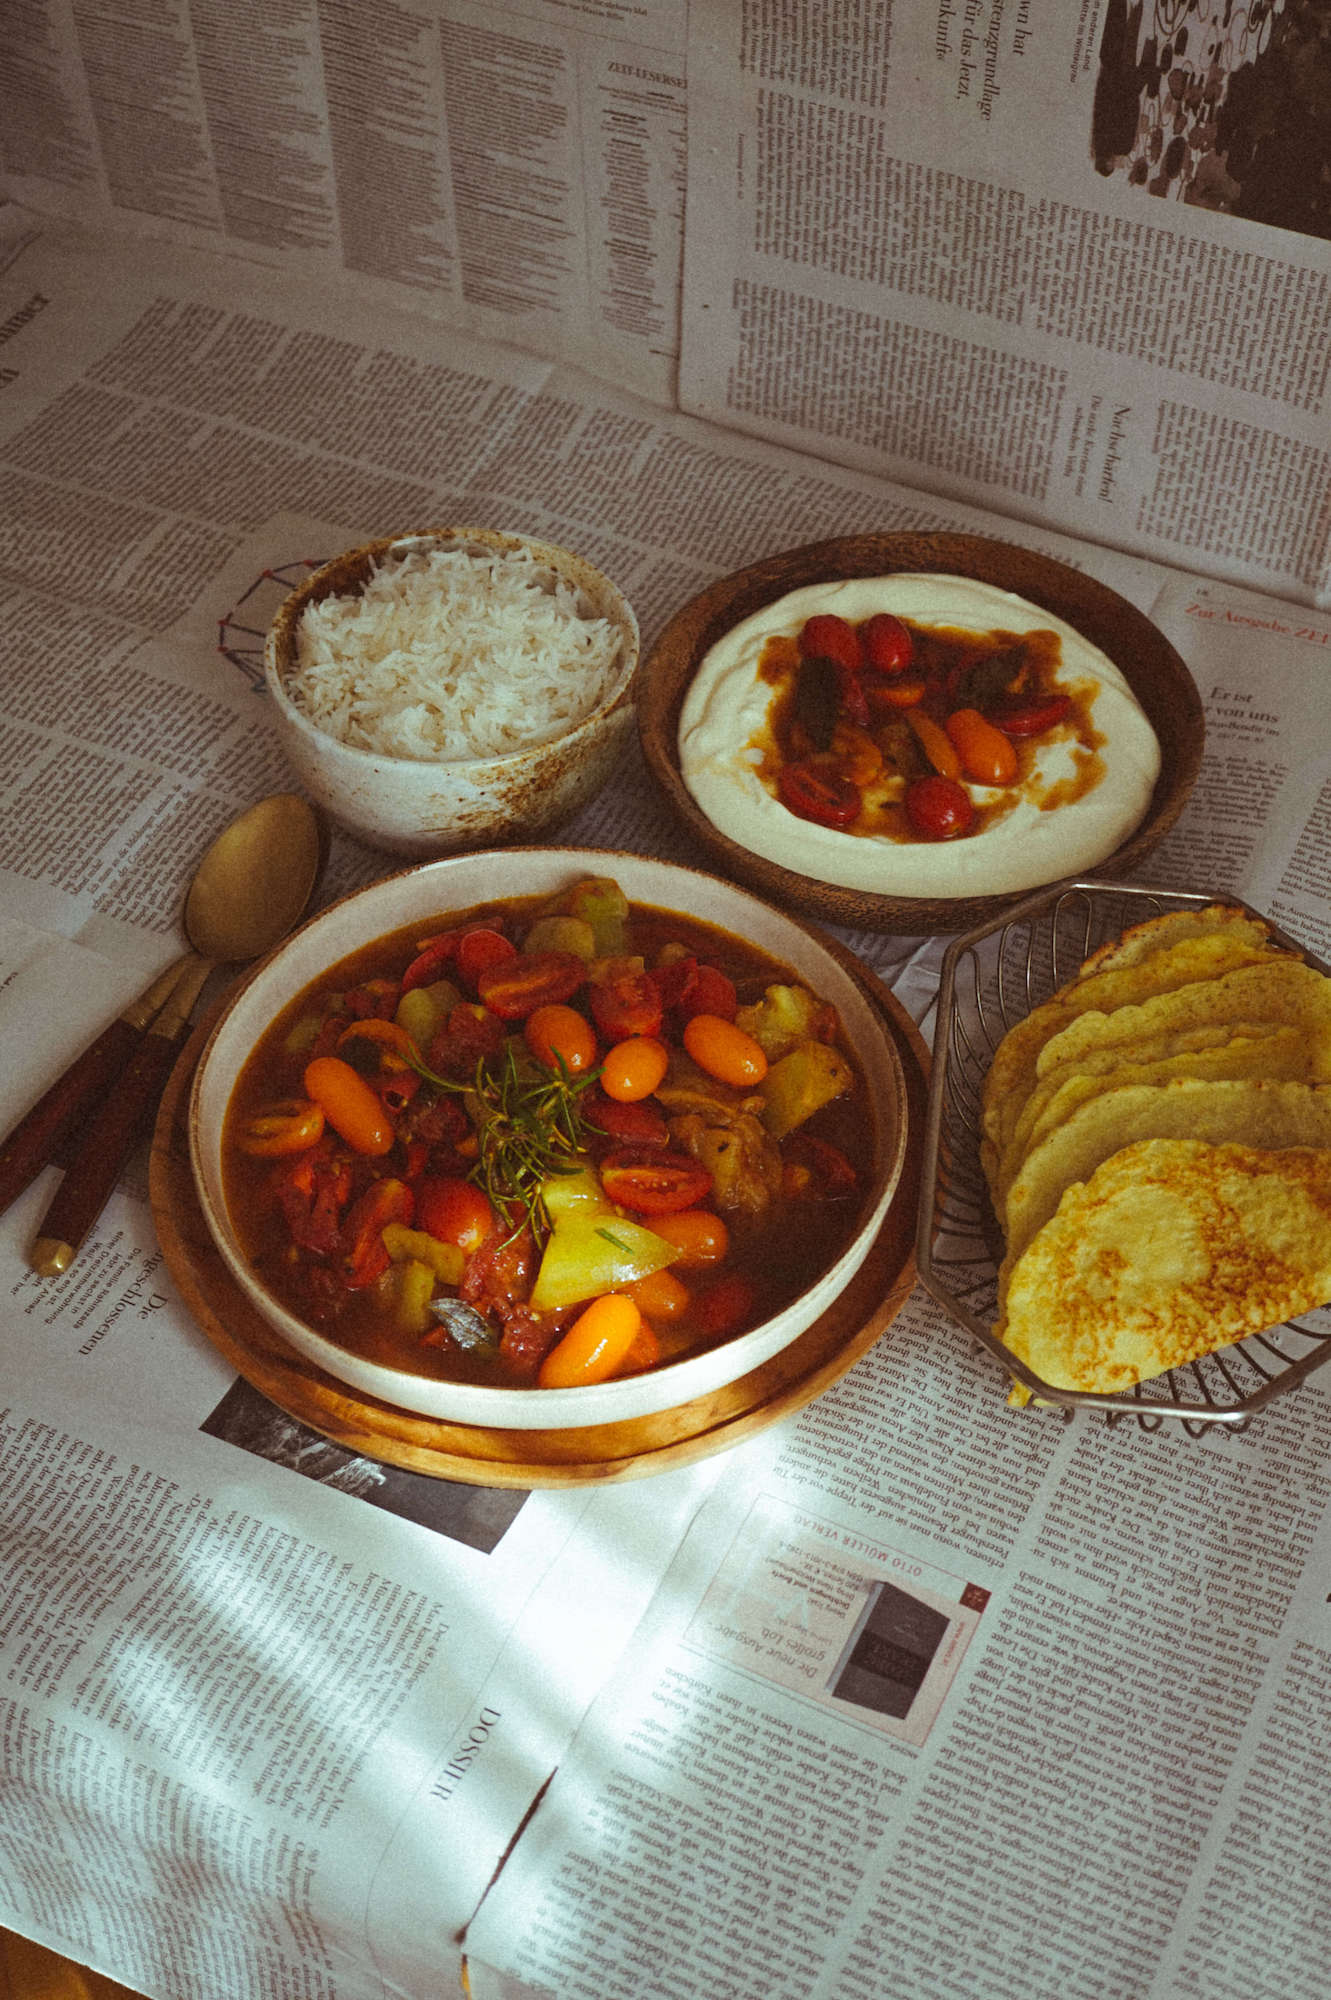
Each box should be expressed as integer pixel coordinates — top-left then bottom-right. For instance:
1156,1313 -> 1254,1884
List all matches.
798,613 -> 862,672
401,936 -> 458,991
588,962 -> 664,1041
538,1293 -> 643,1387
304,1055 -> 395,1155
476,951 -> 586,1020
861,612 -> 915,674
945,707 -> 1018,786
776,761 -> 860,829
600,1035 -> 668,1102
987,693 -> 1071,735
237,1098 -> 325,1157
341,1177 -> 414,1288
904,775 -> 975,840
695,1274 -> 758,1340
600,1147 -> 712,1215
524,1003 -> 597,1073
683,1013 -> 768,1088
649,1208 -> 730,1267
416,1175 -> 495,1254
865,675 -> 926,711
456,927 -> 517,990
584,1088 -> 670,1147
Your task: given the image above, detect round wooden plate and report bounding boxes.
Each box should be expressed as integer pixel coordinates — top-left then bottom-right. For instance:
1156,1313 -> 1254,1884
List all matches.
637,530 -> 1205,935
149,955 -> 928,1487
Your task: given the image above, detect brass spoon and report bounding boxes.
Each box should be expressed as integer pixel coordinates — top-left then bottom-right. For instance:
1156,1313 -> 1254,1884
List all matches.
29,793 -> 324,1276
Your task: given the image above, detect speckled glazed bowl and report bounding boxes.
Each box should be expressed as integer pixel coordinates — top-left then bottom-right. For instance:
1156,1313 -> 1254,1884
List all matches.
264,527 -> 639,857
189,848 -> 909,1429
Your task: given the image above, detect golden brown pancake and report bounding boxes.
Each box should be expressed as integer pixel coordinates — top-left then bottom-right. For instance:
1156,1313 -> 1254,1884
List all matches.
999,1140 -> 1331,1394
979,925 -> 1296,1168
1003,1079 -> 1331,1262
993,1022 -> 1331,1207
1071,903 -> 1271,982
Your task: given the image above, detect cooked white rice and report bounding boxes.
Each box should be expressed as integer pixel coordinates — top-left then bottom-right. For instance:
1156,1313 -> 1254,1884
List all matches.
288,544 -> 626,761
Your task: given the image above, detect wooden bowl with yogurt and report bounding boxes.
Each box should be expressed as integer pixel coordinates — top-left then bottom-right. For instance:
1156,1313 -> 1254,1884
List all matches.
637,532 -> 1204,934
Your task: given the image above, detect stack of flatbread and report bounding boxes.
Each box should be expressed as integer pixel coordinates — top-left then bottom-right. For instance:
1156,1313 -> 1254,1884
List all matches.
980,903 -> 1331,1395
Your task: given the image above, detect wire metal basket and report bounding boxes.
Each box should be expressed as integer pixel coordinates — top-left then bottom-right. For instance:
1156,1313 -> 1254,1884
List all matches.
916,879 -> 1331,1434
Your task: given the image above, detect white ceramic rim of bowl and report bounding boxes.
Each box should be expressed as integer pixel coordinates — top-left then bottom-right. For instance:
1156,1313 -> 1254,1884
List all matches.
262,528 -> 640,777
189,848 -> 907,1429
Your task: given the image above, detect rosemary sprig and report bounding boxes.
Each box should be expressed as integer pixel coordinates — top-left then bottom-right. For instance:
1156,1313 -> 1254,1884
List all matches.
406,1039 -> 600,1239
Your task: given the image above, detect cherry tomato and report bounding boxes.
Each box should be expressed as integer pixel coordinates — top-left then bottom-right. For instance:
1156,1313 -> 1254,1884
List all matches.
626,1268 -> 691,1321
865,675 -> 926,711
861,612 -> 915,674
455,927 -> 518,990
798,613 -> 862,672
600,1035 -> 668,1102
341,1177 -> 414,1287
304,1055 -> 395,1155
524,1003 -> 597,1073
776,760 -> 860,829
588,962 -> 664,1041
904,775 -> 976,840
695,1274 -> 758,1340
945,707 -> 1018,786
237,1098 -> 325,1157
538,1293 -> 643,1387
401,936 -> 459,991
987,693 -> 1071,736
584,1088 -> 670,1147
600,1147 -> 713,1215
905,708 -> 963,780
476,951 -> 586,1020
415,1175 -> 495,1254
683,1013 -> 768,1088
650,1208 -> 730,1267
834,660 -> 870,728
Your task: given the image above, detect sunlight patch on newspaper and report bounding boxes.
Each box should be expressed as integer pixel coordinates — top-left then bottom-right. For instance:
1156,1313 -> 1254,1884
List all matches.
681,1495 -> 988,1747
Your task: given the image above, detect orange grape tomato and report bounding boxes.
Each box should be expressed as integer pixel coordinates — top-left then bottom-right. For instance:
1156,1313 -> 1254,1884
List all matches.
944,707 -> 1018,786
905,708 -> 962,780
650,1207 -> 730,1267
303,1055 -> 394,1155
237,1097 -> 325,1157
524,1003 -> 597,1073
682,1013 -> 768,1088
415,1175 -> 495,1254
600,1034 -> 669,1103
626,1267 -> 690,1321
538,1293 -> 644,1388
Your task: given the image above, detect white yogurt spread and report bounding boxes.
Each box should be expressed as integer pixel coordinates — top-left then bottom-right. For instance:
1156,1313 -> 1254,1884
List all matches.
678,573 -> 1163,897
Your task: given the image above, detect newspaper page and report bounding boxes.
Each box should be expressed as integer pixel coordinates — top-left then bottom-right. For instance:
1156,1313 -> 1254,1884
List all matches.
462,591 -> 1331,2000
677,0 -> 1331,609
1,219 -> 1328,1997
0,0 -> 688,405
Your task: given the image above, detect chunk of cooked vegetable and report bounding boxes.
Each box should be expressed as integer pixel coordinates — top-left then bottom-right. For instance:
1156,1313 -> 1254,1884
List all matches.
759,1043 -> 854,1139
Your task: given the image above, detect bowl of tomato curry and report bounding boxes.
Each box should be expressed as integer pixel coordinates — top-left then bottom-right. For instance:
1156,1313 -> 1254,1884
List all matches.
189,848 -> 908,1428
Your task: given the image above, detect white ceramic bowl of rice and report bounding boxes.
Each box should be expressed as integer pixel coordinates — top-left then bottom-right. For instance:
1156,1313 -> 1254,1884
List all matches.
264,527 -> 639,855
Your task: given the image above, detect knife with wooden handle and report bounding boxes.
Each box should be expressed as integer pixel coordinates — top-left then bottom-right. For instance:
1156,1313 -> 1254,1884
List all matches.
28,956 -> 216,1276
0,958 -> 188,1219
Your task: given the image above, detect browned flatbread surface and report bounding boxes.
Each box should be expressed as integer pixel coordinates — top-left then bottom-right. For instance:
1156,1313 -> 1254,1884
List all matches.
999,1140 -> 1331,1393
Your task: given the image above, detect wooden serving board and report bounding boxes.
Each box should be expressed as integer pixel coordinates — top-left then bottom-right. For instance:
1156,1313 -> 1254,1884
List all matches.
149,970 -> 927,1488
